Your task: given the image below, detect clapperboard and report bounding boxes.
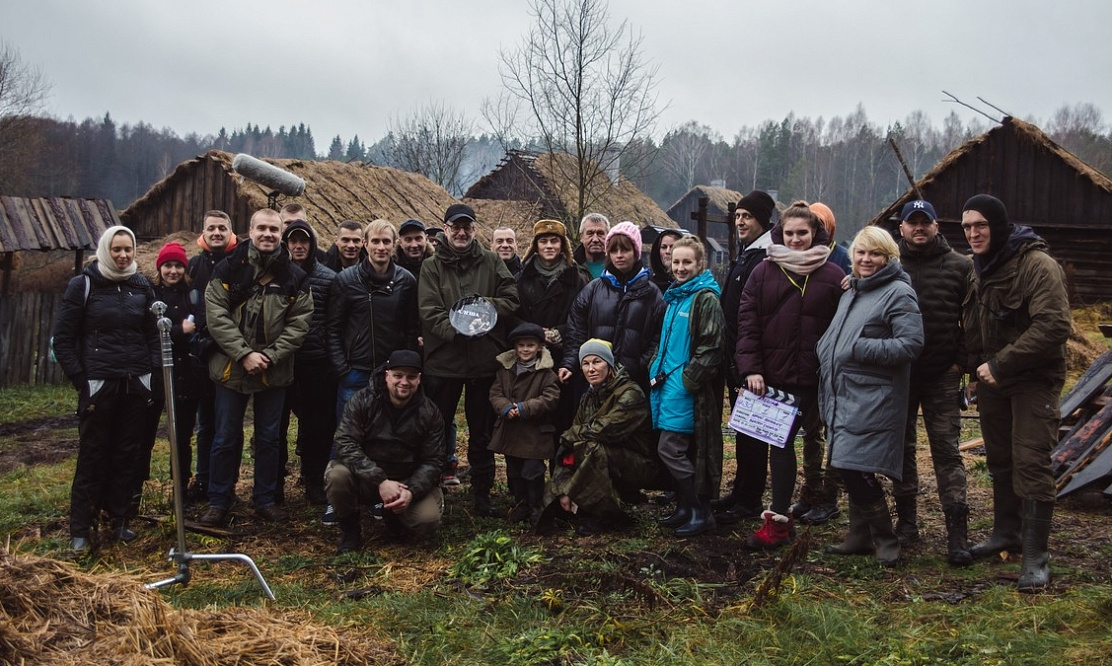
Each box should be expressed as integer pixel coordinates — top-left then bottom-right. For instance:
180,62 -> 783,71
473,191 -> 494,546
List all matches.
727,387 -> 799,448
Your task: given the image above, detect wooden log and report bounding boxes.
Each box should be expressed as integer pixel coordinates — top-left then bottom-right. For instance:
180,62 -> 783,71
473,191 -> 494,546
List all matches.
1051,400 -> 1112,476
959,437 -> 984,452
1058,349 -> 1112,419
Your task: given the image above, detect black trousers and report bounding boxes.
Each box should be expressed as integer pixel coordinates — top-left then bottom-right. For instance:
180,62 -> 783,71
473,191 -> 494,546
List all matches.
284,361 -> 338,491
423,374 -> 496,489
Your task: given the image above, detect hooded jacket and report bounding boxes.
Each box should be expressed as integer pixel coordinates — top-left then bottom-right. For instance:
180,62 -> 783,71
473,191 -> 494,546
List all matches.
282,220 -> 336,363
204,240 -> 313,393
897,233 -> 972,379
648,229 -> 686,293
327,260 -> 419,377
561,262 -> 664,389
418,239 -> 520,378
187,233 -> 238,332
333,366 -> 446,501
817,261 -> 924,480
721,229 -> 774,384
962,227 -> 1070,389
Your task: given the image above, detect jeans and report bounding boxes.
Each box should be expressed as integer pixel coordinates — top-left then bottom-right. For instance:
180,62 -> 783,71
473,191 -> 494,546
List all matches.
208,384 -> 285,509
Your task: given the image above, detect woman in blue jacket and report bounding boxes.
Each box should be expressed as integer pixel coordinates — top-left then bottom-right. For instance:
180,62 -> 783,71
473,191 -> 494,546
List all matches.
649,236 -> 725,537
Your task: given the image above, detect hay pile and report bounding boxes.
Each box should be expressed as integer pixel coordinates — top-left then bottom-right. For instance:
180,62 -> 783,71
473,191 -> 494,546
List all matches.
1068,320 -> 1107,373
0,554 -> 403,665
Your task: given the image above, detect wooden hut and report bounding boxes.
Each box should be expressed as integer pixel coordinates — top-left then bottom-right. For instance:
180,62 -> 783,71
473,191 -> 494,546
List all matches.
464,150 -> 676,237
666,185 -> 743,262
869,116 -> 1112,303
120,150 -> 459,244
0,195 -> 116,386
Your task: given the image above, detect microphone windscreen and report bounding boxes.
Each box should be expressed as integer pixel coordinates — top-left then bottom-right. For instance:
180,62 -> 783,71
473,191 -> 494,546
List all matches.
232,153 -> 306,197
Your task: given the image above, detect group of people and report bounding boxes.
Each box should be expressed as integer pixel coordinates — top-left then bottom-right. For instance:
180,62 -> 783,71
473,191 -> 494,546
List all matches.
52,191 -> 1069,591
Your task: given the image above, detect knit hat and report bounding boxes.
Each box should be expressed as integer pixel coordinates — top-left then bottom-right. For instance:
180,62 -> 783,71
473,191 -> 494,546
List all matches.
605,221 -> 643,256
578,338 -> 615,367
810,202 -> 837,239
156,242 -> 188,269
509,322 -> 545,344
737,190 -> 776,230
962,194 -> 1008,231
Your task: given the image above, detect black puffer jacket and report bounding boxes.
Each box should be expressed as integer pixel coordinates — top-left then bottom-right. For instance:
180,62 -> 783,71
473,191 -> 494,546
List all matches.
898,235 -> 972,379
283,221 -> 337,363
720,230 -> 773,384
186,236 -> 237,332
516,256 -> 591,361
561,264 -> 664,387
152,280 -> 200,398
53,262 -> 159,384
327,261 -> 419,377
648,229 -> 685,293
333,368 -> 446,501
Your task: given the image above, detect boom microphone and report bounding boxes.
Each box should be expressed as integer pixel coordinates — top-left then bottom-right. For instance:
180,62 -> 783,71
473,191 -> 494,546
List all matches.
232,153 -> 306,197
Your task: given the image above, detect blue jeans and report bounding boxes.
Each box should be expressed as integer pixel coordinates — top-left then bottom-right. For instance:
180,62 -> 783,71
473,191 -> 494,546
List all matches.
208,384 -> 285,509
336,368 -> 371,425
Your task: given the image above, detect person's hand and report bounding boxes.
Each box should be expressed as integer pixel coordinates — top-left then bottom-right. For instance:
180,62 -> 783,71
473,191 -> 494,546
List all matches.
379,479 -> 412,513
975,362 -> 998,387
558,367 -> 573,383
840,274 -> 851,291
241,351 -> 270,375
507,405 -> 520,420
559,494 -> 577,514
545,328 -> 562,345
418,336 -> 424,348
181,318 -> 196,335
745,374 -> 766,396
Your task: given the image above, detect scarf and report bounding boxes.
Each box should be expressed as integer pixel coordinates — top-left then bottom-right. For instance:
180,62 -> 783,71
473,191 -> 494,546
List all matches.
766,243 -> 831,276
534,256 -> 566,287
95,225 -> 138,282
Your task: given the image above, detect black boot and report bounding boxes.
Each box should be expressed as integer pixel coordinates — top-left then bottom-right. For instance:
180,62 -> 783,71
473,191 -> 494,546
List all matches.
893,494 -> 919,545
337,514 -> 362,554
659,478 -> 692,529
970,480 -> 1022,560
526,477 -> 546,526
674,476 -> 714,537
943,504 -> 972,566
826,501 -> 873,556
861,498 -> 900,566
473,476 -> 498,518
113,518 -> 138,544
1017,499 -> 1053,592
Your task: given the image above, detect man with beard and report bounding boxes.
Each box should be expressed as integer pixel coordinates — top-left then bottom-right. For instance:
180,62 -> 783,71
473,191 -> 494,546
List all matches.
419,203 -> 519,515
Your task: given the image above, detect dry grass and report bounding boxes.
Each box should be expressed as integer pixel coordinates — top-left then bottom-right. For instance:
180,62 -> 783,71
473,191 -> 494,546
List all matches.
0,553 -> 403,665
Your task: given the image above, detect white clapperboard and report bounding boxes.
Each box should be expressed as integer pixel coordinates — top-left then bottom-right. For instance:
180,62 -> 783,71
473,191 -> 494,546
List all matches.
727,386 -> 799,448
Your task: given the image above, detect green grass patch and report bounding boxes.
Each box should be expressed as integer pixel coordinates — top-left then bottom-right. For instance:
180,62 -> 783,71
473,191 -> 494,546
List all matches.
0,383 -> 74,424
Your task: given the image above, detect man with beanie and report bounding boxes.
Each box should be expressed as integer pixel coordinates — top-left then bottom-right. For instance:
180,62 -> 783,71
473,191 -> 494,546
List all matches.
281,220 -> 337,506
327,350 -> 446,553
961,194 -> 1070,591
895,199 -> 974,565
418,203 -> 520,517
714,190 -> 777,523
199,208 -> 312,527
186,210 -> 238,501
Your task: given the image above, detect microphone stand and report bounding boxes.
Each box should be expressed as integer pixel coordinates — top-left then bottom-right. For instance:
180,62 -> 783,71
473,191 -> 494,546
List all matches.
145,301 -> 275,600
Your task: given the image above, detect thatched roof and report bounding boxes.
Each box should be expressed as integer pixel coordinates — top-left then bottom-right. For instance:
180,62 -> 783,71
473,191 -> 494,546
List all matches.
868,116 -> 1112,227
465,150 -> 676,231
666,185 -> 744,217
121,150 -> 458,241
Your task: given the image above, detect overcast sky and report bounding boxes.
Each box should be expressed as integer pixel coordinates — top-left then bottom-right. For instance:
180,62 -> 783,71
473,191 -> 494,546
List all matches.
4,0 -> 1110,149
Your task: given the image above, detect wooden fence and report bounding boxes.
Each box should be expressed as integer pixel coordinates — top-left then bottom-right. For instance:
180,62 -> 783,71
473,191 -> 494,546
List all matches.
0,292 -> 66,388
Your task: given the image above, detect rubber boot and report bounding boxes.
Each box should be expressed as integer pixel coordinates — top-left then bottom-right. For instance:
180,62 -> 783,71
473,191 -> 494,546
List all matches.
337,514 -> 362,554
970,480 -> 1022,560
943,504 -> 972,566
508,476 -> 532,523
473,476 -> 497,518
893,494 -> 919,545
861,498 -> 900,566
660,476 -> 693,528
1017,499 -> 1053,592
674,476 -> 714,537
526,477 -> 546,526
826,501 -> 873,556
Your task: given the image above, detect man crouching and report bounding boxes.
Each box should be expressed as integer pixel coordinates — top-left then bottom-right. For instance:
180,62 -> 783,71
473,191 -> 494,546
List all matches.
326,350 -> 446,553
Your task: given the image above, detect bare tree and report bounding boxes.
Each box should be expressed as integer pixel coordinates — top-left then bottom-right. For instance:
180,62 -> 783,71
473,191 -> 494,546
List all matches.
0,40 -> 52,192
383,101 -> 473,196
660,121 -> 719,192
496,0 -> 661,222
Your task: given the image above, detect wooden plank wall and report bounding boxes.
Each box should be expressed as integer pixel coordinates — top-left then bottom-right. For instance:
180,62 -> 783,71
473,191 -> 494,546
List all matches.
0,292 -> 67,387
129,161 -> 247,241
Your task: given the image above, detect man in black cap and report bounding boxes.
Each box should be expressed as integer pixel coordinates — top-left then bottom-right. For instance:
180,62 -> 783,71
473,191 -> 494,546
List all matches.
418,203 -> 520,515
396,219 -> 432,287
895,199 -> 973,564
326,349 -> 446,553
714,190 -> 777,523
281,219 -> 338,506
961,194 -> 1070,591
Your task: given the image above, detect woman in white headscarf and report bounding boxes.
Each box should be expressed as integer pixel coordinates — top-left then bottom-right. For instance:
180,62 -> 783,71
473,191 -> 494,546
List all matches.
52,225 -> 159,553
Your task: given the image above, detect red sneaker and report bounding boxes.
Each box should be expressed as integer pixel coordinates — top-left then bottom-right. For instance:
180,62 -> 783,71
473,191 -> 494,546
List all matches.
744,510 -> 794,550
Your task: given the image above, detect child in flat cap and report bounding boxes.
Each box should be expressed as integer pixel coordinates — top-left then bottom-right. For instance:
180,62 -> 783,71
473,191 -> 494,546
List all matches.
489,323 -> 562,524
